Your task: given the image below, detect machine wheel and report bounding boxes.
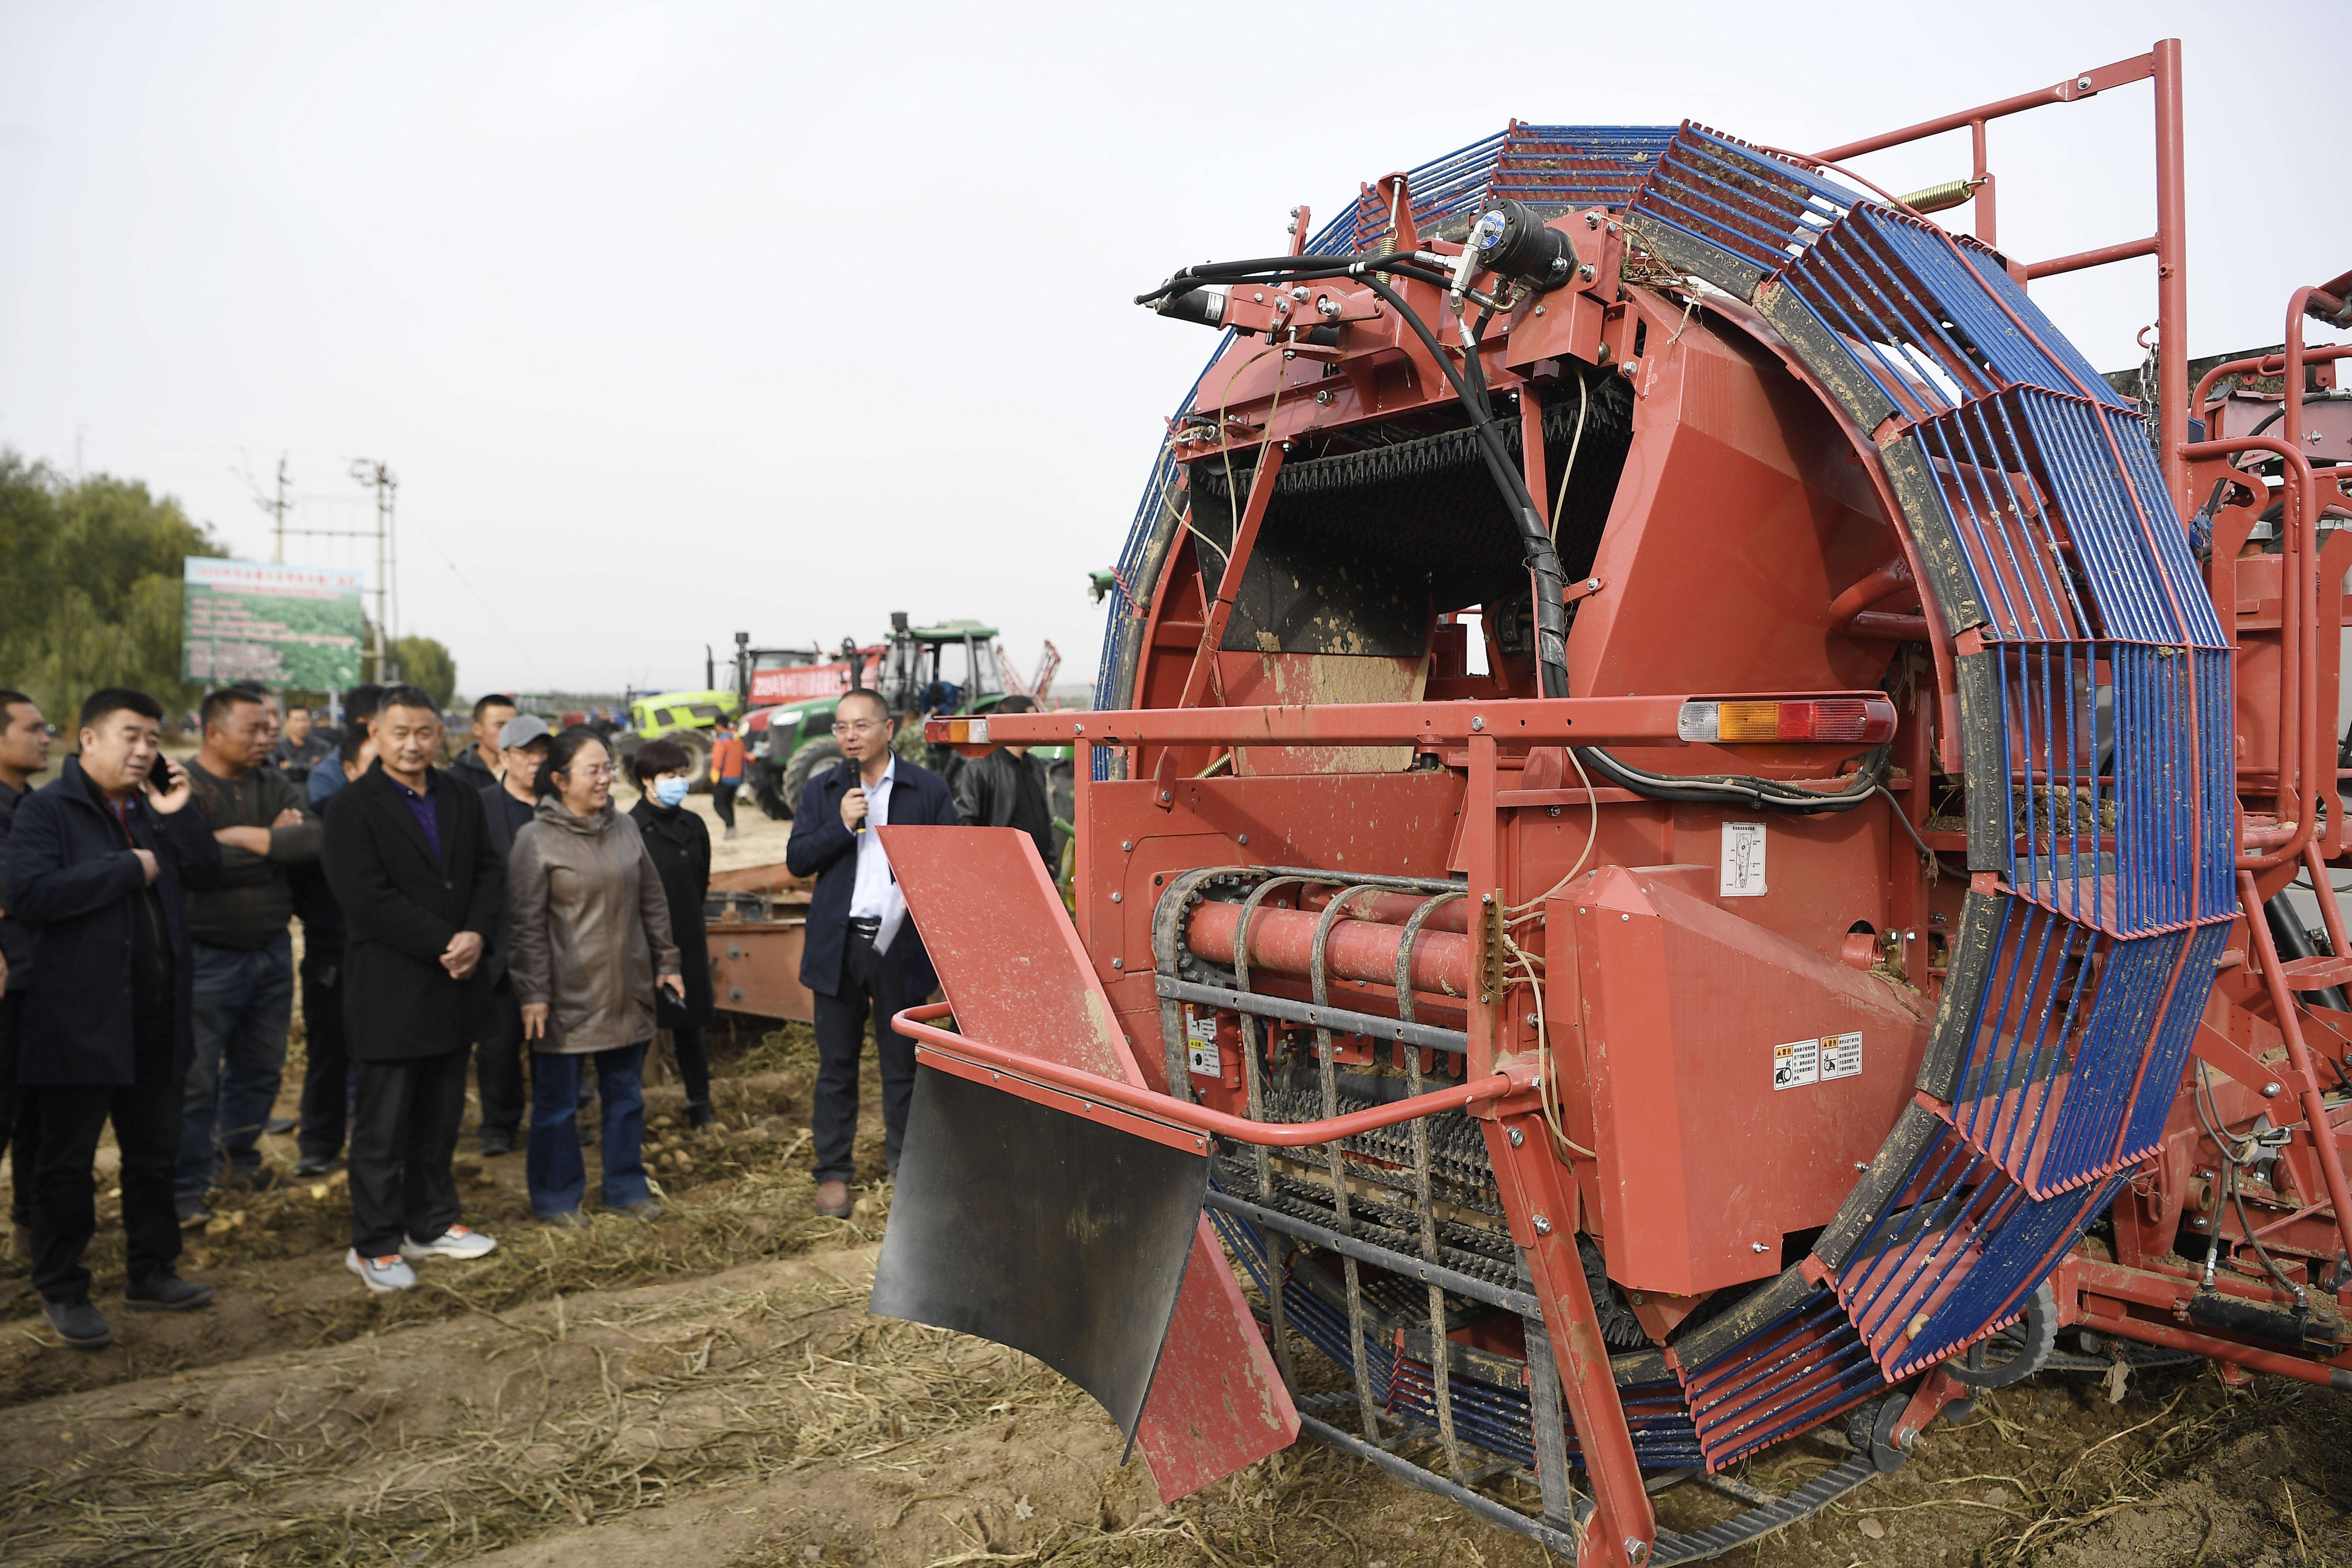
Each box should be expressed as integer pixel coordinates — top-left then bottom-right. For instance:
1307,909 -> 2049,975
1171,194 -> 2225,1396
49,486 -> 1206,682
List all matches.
749,759 -> 793,820
779,737 -> 846,815
669,730 -> 713,795
1945,1279 -> 2058,1390
1847,1391 -> 1916,1474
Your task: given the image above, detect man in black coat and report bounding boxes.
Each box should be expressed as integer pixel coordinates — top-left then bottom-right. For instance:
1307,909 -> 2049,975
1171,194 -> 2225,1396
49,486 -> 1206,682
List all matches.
0,687 -> 55,1256
473,713 -> 551,1157
948,695 -> 1058,870
4,688 -> 223,1348
321,686 -> 506,1293
784,688 -> 953,1219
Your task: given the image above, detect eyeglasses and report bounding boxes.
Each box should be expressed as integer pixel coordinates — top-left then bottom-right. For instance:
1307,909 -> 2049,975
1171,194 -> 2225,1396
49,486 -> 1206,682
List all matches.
831,720 -> 883,736
564,763 -> 618,780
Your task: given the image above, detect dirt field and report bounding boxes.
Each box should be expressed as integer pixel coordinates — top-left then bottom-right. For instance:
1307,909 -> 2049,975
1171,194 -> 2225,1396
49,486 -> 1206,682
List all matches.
0,784 -> 2344,1566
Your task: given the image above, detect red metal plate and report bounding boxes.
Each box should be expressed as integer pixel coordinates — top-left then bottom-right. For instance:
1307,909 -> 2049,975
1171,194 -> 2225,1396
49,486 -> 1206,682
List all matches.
880,824 -> 1300,1500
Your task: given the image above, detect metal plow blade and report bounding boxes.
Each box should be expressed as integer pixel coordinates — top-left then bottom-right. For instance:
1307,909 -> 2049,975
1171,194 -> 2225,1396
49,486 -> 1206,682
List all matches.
873,825 -> 1299,1500
872,1063 -> 1207,1444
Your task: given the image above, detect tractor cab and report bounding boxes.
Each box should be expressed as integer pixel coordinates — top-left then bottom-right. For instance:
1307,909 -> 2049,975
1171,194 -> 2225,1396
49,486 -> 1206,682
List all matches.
878,615 -> 1006,723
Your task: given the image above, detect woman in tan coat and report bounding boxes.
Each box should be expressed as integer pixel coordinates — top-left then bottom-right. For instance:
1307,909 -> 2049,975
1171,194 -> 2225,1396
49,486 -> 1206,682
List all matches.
507,727 -> 683,1223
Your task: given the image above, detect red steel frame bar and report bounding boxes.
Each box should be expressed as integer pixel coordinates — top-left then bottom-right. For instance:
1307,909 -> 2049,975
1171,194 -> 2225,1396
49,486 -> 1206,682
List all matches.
1809,41 -> 2191,505
940,691 -> 1884,750
2189,436 -> 2324,870
2193,343 -> 2352,430
2236,870 -> 2352,1263
893,1003 -> 1536,1146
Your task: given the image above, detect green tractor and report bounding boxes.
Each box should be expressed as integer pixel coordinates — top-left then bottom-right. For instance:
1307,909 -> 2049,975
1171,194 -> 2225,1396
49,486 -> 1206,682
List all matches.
617,686 -> 744,793
746,616 -> 1073,850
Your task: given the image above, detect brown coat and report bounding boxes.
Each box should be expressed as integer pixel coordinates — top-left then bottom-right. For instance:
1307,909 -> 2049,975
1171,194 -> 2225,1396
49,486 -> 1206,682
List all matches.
506,800 -> 679,1055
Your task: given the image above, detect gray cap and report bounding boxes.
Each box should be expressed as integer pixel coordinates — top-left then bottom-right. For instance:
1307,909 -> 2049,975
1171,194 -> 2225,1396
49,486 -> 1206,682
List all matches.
498,714 -> 553,750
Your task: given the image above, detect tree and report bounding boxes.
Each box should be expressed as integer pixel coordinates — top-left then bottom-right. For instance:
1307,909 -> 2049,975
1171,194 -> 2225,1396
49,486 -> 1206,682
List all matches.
392,636 -> 458,710
0,451 -> 225,722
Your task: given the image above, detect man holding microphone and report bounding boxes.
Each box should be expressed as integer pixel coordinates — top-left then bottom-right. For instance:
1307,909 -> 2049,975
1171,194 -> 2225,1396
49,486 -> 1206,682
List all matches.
783,688 -> 953,1219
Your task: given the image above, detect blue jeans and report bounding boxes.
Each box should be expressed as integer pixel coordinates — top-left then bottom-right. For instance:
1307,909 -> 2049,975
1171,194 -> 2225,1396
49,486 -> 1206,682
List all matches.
526,1043 -> 650,1217
178,935 -> 294,1198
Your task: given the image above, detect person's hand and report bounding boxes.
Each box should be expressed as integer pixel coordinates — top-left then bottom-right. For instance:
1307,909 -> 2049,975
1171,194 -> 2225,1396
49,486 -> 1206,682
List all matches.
521,1002 -> 550,1040
441,930 -> 485,980
146,759 -> 192,815
840,786 -> 867,832
657,972 -> 685,1001
132,848 -> 159,884
215,825 -> 272,855
272,807 -> 304,828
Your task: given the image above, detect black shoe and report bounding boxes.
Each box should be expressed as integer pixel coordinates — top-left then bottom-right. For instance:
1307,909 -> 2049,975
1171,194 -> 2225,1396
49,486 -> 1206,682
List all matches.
125,1274 -> 214,1312
263,1116 -> 296,1136
684,1100 -> 715,1129
293,1153 -> 336,1178
479,1130 -> 516,1158
42,1298 -> 113,1349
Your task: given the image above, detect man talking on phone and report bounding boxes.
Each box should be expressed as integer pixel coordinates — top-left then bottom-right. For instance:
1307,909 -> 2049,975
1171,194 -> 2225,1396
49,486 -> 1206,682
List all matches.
4,689 -> 224,1349
784,687 -> 953,1219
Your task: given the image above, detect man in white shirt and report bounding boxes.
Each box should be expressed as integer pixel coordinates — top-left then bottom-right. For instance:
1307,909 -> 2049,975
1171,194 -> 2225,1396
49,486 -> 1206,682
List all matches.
782,689 -> 956,1217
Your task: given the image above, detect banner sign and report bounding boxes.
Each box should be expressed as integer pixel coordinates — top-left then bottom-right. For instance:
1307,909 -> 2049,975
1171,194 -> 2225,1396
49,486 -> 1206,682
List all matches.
749,653 -> 882,705
181,558 -> 367,690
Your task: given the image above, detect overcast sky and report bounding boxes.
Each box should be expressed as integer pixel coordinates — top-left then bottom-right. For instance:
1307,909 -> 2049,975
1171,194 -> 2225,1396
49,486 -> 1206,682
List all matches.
1,3 -> 2342,701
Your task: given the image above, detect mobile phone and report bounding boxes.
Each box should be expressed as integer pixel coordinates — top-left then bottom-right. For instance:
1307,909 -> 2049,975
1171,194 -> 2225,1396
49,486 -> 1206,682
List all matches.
150,757 -> 180,792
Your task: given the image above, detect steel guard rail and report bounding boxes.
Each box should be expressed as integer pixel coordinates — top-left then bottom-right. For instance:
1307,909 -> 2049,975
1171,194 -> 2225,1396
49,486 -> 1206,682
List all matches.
891,1003 -> 1534,1146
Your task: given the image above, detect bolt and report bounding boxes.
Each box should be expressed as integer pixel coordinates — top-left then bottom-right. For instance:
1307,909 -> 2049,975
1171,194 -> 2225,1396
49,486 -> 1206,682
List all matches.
1533,304 -> 1545,316
1621,913 -> 1630,922
1289,206 -> 1300,218
1121,840 -> 1133,852
1284,221 -> 1297,235
1253,290 -> 1265,302
1585,213 -> 1600,229
1110,892 -> 1122,904
1548,804 -> 1561,818
1856,1161 -> 1870,1171
1587,577 -> 1600,590
2263,1081 -> 2282,1098
2076,75 -> 2093,90
1237,833 -> 1249,845
1159,789 -> 1171,801
1483,893 -> 1496,904
1508,1127 -> 1525,1146
1525,1013 -> 1539,1028
1625,1539 -> 1648,1564
1073,723 -> 1084,735
1111,958 -> 1124,970
1533,1215 -> 1553,1235
1315,389 -> 1335,405
1471,715 -> 1485,731
1579,262 -> 1596,281
1752,1242 -> 1769,1253
1292,286 -> 1308,301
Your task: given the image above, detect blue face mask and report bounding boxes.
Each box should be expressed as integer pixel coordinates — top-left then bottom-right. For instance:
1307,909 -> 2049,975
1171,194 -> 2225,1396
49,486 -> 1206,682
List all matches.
653,776 -> 690,808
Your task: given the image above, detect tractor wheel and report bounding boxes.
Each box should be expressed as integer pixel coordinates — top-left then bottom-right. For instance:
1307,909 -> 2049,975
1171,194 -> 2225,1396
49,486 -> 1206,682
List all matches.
779,737 -> 847,815
670,730 -> 713,795
749,759 -> 793,820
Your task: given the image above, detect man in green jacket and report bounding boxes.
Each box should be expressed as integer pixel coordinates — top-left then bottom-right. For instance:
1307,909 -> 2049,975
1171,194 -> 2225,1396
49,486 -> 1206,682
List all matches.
174,687 -> 321,1223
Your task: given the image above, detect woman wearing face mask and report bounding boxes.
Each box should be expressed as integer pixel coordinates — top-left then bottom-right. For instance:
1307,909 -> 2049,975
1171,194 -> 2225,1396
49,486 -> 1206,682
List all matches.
507,727 -> 683,1223
627,740 -> 715,1128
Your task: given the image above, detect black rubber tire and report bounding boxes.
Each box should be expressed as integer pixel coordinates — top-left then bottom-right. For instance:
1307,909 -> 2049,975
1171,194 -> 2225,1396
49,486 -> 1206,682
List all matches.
748,759 -> 792,820
778,737 -> 846,817
669,730 -> 713,795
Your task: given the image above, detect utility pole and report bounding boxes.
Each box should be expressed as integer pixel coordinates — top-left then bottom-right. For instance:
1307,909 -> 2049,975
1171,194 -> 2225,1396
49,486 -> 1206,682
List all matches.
255,454 -> 292,563
349,459 -> 398,682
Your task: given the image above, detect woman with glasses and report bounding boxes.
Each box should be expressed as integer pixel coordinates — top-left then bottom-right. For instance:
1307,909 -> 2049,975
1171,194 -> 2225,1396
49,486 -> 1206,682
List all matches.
506,727 -> 683,1224
782,689 -> 956,1219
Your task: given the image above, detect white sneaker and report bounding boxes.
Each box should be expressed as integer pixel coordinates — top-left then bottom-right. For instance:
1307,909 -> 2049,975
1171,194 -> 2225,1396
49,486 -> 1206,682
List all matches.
346,1249 -> 417,1293
400,1225 -> 499,1262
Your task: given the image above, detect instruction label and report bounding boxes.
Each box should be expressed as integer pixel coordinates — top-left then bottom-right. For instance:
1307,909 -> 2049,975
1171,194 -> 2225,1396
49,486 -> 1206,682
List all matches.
1185,1008 -> 1221,1076
1721,822 -> 1767,897
1773,1032 -> 1863,1090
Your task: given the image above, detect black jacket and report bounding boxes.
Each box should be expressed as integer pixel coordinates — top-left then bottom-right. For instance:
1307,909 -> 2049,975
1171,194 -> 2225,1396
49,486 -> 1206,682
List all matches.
322,761 -> 504,1062
629,797 -> 713,1026
479,781 -> 537,989
785,758 -> 953,998
951,747 -> 1057,870
445,744 -> 499,798
4,757 -> 224,1085
0,777 -> 34,993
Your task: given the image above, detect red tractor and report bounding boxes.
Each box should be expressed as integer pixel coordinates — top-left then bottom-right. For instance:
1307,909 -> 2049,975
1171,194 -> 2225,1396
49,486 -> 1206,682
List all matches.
868,40 -> 2351,1566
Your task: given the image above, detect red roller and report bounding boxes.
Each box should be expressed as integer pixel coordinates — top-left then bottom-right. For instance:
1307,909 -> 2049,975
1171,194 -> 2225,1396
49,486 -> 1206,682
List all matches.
1185,900 -> 1472,998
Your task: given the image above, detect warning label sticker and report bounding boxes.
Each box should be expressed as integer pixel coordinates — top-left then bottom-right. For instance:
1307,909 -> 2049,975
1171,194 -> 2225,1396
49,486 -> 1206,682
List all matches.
1185,1009 -> 1221,1076
1721,822 -> 1767,897
1820,1032 -> 1864,1080
1773,1032 -> 1863,1090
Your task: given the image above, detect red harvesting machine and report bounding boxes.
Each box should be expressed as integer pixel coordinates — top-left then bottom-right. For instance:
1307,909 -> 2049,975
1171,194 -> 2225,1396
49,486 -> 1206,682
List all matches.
867,40 -> 2352,1566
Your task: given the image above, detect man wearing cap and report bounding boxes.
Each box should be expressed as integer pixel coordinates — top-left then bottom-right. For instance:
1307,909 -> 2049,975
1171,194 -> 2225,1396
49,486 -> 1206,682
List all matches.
473,714 -> 551,1156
